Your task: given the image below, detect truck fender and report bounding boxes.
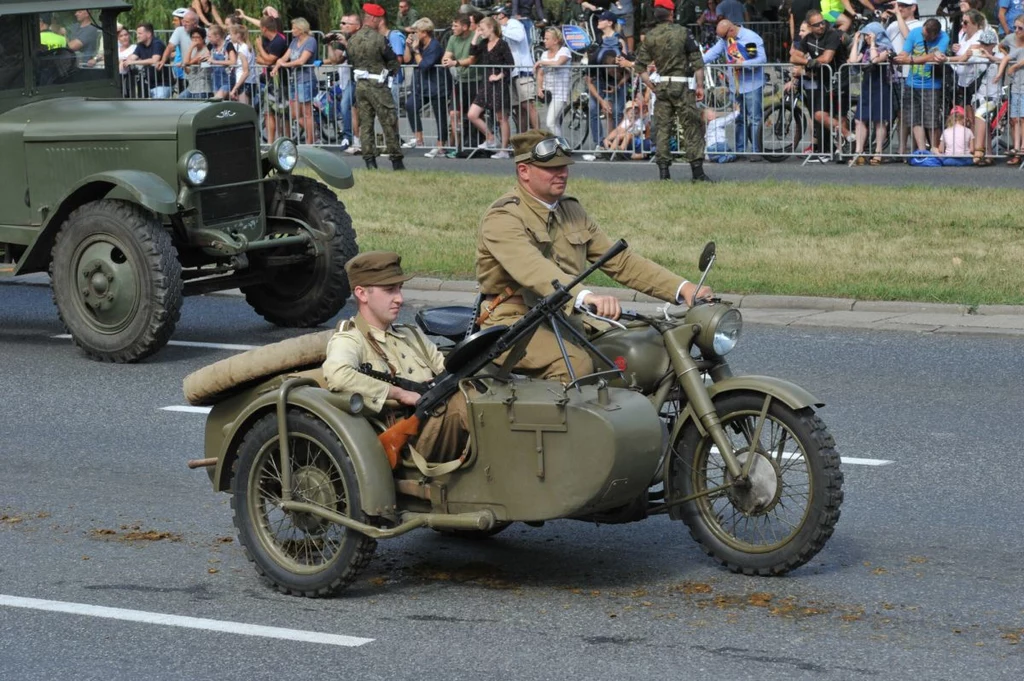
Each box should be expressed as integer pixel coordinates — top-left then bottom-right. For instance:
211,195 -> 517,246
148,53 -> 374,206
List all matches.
209,385 -> 397,519
16,170 -> 179,274
63,170 -> 179,215
669,375 -> 823,445
295,145 -> 355,190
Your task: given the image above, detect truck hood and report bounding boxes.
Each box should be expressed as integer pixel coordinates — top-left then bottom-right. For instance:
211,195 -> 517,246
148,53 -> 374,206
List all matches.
10,98 -> 218,142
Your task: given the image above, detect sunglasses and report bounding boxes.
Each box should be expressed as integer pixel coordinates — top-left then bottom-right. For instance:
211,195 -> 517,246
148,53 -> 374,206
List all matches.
515,136 -> 572,163
809,21 -> 826,27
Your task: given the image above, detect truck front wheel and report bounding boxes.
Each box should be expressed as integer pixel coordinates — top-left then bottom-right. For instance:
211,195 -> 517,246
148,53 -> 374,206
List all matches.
243,177 -> 357,328
50,200 -> 182,363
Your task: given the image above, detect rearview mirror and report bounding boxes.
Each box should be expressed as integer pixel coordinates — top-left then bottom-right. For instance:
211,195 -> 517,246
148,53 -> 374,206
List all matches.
699,242 -> 716,271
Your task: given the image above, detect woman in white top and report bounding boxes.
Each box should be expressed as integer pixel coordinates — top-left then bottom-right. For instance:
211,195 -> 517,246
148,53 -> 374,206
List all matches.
116,25 -> 137,97
534,28 -> 572,135
228,25 -> 259,106
949,9 -> 988,101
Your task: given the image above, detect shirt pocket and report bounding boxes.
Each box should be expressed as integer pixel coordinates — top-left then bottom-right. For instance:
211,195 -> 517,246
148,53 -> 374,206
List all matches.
525,221 -> 553,252
561,228 -> 592,269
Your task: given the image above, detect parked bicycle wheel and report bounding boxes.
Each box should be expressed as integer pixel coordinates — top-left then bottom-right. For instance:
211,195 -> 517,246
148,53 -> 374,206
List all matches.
761,102 -> 804,162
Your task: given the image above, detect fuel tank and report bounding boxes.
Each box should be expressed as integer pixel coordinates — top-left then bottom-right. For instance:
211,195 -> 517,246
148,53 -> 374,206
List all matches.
588,322 -> 671,392
443,378 -> 663,521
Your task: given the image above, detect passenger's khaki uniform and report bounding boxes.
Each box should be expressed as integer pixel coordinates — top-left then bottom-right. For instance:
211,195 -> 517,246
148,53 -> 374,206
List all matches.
323,314 -> 467,462
476,184 -> 686,382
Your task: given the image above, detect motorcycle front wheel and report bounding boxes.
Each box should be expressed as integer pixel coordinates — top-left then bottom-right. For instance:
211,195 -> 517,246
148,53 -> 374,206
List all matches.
231,410 -> 377,597
669,392 -> 843,576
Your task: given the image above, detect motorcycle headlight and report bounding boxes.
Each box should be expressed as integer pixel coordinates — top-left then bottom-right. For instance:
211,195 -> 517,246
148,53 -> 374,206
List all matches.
270,138 -> 299,173
178,150 -> 208,186
711,308 -> 743,356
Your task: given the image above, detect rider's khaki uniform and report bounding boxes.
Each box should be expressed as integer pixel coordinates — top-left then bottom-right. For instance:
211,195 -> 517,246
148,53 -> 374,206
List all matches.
323,314 -> 468,462
476,184 -> 686,383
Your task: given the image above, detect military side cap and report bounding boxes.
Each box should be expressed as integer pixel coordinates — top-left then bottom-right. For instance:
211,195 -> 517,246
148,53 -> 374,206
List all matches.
345,251 -> 413,287
654,0 -> 675,10
511,129 -> 575,168
363,3 -> 386,17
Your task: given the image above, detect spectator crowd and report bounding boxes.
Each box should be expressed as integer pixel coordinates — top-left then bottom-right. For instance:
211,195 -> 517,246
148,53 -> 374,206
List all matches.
88,1 -> 1024,168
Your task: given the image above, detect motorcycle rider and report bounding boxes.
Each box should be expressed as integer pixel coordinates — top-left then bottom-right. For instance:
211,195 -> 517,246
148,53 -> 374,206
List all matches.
323,252 -> 469,463
475,129 -> 713,383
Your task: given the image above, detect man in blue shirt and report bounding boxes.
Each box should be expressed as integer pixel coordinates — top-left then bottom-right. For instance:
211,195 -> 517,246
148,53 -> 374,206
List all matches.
379,11 -> 408,111
893,18 -> 949,151
716,0 -> 747,25
703,20 -> 766,156
999,0 -> 1024,36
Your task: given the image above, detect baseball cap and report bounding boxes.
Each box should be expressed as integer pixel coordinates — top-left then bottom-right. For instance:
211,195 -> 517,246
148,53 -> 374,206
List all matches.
896,0 -> 917,5
492,5 -> 512,16
172,7 -> 188,18
598,11 -> 617,21
978,27 -> 998,44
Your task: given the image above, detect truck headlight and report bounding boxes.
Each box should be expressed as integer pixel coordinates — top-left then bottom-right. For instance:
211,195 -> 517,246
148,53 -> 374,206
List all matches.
270,138 -> 298,172
178,151 -> 208,186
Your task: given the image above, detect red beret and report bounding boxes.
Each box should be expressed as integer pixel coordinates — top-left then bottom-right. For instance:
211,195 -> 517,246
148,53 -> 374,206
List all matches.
654,0 -> 675,10
363,3 -> 385,17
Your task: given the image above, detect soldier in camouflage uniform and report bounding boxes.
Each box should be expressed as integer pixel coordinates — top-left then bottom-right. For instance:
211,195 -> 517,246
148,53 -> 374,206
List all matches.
348,3 -> 404,170
634,0 -> 712,182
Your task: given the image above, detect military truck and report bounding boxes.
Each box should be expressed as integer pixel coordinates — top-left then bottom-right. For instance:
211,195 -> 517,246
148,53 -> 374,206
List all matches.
0,1 -> 358,362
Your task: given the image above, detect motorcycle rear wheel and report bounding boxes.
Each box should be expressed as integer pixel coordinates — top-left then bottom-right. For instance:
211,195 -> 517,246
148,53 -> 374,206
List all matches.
669,392 -> 843,576
231,411 -> 377,597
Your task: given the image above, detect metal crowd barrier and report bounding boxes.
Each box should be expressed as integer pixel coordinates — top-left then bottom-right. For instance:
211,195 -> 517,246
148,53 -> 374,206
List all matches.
121,57 -> 1020,167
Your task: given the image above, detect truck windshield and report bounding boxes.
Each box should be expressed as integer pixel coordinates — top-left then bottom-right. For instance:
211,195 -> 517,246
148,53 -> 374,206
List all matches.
35,8 -> 113,87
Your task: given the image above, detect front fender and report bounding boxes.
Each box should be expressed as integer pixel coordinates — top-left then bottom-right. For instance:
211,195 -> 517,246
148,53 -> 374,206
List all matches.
296,145 -> 354,189
206,383 -> 396,519
66,170 -> 178,215
16,170 -> 179,274
670,375 -> 823,443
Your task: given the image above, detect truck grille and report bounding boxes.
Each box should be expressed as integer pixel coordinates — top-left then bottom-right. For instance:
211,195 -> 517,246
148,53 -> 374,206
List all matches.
196,125 -> 261,224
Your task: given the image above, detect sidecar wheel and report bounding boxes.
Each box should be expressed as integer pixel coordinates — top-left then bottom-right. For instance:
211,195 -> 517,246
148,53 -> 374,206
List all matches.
231,410 -> 377,597
669,392 -> 843,576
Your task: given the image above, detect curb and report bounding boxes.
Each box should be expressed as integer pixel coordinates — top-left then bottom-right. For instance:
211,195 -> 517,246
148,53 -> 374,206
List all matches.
405,277 -> 979,317
5,272 -> 1021,322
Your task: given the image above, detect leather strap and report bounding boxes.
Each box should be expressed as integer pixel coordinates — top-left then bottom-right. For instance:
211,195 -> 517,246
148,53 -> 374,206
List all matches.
354,315 -> 398,377
475,285 -> 519,326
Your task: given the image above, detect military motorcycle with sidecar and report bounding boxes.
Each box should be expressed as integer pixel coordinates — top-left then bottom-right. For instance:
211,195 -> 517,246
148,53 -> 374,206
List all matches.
184,241 -> 843,596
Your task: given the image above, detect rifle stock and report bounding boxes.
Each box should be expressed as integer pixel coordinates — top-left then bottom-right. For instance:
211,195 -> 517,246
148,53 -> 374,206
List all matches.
378,414 -> 421,469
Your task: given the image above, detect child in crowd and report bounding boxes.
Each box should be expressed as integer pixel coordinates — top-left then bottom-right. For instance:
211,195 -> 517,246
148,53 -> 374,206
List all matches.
207,24 -> 233,100
704,104 -> 740,163
601,99 -> 647,158
936,106 -> 975,165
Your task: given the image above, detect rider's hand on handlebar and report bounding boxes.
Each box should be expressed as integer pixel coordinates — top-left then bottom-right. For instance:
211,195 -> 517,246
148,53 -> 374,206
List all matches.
583,293 -> 621,320
682,283 -> 714,306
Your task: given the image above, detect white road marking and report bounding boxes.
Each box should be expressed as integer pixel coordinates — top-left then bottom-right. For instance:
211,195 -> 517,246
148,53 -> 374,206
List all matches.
0,594 -> 373,647
161,406 -> 213,414
710,446 -> 892,467
53,335 -> 257,352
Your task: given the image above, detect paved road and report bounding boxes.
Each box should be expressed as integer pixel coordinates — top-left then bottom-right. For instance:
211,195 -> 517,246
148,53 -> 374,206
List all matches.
388,151 -> 1024,188
1,284 -> 1022,680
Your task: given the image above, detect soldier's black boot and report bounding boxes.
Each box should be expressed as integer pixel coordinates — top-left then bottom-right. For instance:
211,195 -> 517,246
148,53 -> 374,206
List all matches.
690,160 -> 713,183
658,165 -> 671,181
392,158 -> 406,171
364,156 -> 378,170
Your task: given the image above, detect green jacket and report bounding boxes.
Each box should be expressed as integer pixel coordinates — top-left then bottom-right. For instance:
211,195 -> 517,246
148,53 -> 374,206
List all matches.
633,21 -> 704,78
347,26 -> 399,75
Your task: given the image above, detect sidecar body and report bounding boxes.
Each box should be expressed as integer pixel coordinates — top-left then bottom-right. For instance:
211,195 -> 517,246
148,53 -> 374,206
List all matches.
188,331 -> 664,526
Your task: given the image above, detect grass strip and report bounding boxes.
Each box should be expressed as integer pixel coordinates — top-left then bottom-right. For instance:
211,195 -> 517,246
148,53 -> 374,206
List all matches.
336,169 -> 1024,306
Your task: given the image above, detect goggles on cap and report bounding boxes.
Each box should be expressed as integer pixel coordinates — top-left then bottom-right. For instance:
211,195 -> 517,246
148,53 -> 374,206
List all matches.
515,136 -> 572,163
